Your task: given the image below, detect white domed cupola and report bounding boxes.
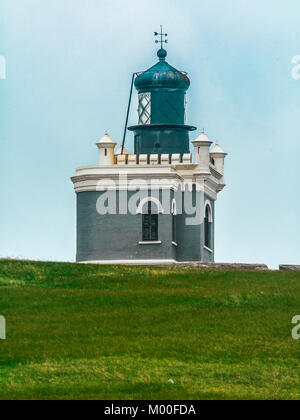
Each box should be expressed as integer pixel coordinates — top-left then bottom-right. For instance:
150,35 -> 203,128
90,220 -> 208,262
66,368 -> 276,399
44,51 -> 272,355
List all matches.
96,131 -> 117,166
210,142 -> 228,185
192,129 -> 213,173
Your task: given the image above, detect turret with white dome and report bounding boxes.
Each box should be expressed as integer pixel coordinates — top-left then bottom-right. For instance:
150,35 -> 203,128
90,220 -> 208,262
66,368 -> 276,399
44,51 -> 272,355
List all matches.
210,142 -> 228,187
192,129 -> 213,174
96,131 -> 117,166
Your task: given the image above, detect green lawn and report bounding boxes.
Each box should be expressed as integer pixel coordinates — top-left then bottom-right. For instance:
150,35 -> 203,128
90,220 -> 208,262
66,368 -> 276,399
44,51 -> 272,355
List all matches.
0,259 -> 299,400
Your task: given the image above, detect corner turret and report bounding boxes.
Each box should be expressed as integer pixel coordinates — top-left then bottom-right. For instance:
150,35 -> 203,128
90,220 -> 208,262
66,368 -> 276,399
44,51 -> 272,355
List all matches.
96,131 -> 117,166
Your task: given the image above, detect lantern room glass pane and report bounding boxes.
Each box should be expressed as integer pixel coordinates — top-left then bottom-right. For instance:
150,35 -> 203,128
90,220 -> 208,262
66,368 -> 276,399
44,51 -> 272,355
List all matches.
138,92 -> 151,125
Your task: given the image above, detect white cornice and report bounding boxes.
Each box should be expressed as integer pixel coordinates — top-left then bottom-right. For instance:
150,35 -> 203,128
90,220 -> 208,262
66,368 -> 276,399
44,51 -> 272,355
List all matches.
71,164 -> 222,200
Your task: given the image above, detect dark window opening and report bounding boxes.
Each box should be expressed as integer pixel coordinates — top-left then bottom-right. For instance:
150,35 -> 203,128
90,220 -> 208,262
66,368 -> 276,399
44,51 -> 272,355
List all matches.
105,149 -> 108,157
142,201 -> 158,242
204,205 -> 212,249
172,215 -> 177,244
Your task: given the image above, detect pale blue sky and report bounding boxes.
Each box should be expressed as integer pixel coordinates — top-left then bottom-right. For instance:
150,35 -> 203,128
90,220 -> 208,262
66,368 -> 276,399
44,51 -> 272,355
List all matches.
0,0 -> 299,268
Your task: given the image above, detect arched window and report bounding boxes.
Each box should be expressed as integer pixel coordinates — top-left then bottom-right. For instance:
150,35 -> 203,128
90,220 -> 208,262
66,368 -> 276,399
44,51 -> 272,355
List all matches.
142,201 -> 158,242
171,199 -> 177,244
172,214 -> 177,244
104,149 -> 108,157
204,203 -> 213,250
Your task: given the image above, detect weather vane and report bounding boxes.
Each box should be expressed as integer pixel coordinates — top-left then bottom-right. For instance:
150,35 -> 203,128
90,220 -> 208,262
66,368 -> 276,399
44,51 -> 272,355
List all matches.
154,25 -> 168,49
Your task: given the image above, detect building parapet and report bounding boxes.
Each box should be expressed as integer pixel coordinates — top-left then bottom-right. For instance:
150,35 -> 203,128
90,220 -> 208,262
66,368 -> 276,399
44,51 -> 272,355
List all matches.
115,153 -> 193,166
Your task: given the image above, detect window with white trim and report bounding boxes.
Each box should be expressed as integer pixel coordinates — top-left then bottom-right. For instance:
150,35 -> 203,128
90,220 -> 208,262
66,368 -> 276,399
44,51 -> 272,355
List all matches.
171,199 -> 177,244
142,201 -> 158,242
204,204 -> 213,250
172,214 -> 177,244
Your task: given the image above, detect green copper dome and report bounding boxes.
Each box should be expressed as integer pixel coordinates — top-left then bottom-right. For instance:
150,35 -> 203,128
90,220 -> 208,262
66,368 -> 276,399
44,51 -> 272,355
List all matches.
134,49 -> 190,92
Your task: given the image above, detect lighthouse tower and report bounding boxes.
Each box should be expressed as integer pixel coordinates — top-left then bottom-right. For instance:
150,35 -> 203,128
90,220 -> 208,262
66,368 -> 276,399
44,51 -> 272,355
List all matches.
128,47 -> 196,156
71,30 -> 227,264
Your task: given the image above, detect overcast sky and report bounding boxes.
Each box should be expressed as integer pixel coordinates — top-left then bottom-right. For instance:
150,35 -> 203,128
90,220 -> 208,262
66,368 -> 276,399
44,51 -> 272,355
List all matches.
0,0 -> 299,268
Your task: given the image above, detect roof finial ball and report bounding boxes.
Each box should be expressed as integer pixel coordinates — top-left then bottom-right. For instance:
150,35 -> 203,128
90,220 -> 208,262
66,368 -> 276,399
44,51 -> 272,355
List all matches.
157,48 -> 167,61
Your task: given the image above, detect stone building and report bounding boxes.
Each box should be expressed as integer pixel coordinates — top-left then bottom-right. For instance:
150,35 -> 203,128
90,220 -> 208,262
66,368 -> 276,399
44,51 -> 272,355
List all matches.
71,43 -> 227,264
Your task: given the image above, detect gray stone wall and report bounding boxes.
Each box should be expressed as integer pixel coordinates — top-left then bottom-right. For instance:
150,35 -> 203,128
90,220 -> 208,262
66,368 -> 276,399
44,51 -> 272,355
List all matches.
76,190 -> 215,263
77,191 -> 174,262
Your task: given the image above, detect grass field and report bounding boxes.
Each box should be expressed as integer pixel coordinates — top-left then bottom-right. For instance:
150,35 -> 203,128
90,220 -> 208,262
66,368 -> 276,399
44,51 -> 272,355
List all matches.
0,259 -> 299,400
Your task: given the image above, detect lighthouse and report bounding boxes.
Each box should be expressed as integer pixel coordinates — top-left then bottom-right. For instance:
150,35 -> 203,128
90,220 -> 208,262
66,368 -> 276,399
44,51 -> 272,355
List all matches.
71,29 -> 227,264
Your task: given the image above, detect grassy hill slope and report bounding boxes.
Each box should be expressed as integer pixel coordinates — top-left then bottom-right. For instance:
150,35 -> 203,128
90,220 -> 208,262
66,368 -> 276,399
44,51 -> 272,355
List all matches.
0,259 -> 299,400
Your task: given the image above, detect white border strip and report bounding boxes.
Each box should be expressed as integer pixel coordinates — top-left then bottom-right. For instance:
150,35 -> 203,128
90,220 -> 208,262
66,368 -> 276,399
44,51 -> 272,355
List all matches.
79,259 -> 176,265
